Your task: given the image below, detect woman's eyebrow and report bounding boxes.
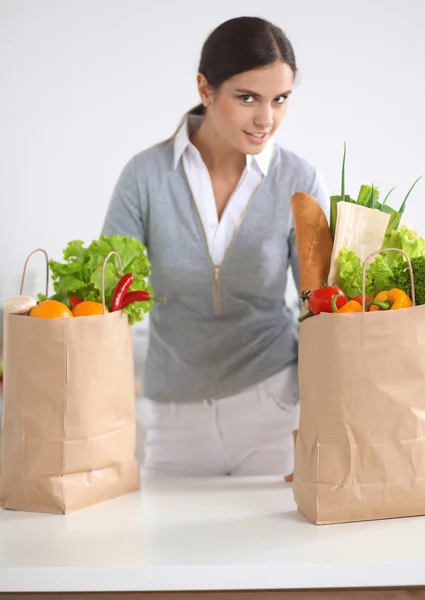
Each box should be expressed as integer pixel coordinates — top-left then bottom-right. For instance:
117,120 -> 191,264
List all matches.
235,88 -> 293,97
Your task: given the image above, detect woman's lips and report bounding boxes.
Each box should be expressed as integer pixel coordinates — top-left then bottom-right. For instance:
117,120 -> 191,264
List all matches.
244,131 -> 270,145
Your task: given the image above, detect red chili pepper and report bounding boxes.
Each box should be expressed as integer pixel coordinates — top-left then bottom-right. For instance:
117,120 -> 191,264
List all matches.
110,273 -> 134,311
120,290 -> 151,308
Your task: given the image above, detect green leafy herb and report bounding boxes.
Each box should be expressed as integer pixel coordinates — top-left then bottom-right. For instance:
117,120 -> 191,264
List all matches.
357,183 -> 380,208
390,256 -> 425,306
341,141 -> 346,207
382,187 -> 396,206
330,144 -> 422,239
399,176 -> 422,215
330,142 -> 357,237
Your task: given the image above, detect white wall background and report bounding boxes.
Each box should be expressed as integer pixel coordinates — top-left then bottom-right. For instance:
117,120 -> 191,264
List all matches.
1,0 -> 425,344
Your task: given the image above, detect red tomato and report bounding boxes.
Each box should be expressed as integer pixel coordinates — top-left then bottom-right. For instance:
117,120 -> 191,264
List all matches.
69,295 -> 83,309
308,285 -> 347,315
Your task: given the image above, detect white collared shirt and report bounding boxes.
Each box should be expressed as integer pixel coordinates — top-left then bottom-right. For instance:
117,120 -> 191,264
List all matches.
173,115 -> 274,265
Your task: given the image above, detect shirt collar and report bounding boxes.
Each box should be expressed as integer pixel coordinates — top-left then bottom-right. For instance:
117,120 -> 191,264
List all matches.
173,114 -> 274,176
245,139 -> 274,176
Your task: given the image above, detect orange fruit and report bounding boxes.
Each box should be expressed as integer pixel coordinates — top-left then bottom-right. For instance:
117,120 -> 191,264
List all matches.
29,299 -> 73,319
72,301 -> 108,317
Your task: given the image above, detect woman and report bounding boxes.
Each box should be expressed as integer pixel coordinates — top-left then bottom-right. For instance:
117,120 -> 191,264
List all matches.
102,16 -> 329,478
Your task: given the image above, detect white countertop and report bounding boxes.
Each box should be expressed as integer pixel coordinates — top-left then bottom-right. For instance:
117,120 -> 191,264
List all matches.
1,475 -> 425,593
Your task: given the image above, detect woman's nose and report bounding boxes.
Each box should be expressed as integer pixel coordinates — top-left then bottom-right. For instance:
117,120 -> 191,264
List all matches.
253,105 -> 273,129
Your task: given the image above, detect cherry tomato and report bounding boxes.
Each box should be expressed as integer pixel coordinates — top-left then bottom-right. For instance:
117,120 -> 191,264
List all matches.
351,295 -> 373,312
69,295 -> 83,309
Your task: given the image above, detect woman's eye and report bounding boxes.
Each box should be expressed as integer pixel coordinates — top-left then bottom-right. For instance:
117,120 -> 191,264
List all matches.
239,94 -> 255,104
238,93 -> 289,105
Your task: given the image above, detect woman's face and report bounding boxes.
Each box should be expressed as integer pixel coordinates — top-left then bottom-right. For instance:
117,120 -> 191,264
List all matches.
199,60 -> 294,155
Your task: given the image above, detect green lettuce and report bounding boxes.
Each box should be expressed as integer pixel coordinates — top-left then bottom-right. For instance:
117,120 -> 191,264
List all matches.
44,235 -> 155,325
366,255 -> 394,294
337,248 -> 394,297
336,226 -> 425,298
382,225 -> 425,263
336,248 -> 374,297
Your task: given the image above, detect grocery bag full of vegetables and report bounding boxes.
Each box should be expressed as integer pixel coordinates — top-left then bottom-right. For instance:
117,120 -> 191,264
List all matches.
290,153 -> 425,525
0,235 -> 160,514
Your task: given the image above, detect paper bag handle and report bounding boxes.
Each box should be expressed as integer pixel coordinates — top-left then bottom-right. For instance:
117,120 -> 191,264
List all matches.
361,247 -> 416,311
20,248 -> 49,297
101,251 -> 123,314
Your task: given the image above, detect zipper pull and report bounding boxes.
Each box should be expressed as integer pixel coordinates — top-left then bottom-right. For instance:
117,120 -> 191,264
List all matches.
213,266 -> 221,316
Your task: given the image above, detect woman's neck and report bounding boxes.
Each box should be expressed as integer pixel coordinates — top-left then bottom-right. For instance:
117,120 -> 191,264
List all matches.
190,116 -> 246,177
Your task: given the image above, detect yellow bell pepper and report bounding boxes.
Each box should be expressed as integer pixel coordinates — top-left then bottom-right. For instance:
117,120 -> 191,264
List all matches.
367,288 -> 413,311
331,293 -> 363,313
336,300 -> 362,313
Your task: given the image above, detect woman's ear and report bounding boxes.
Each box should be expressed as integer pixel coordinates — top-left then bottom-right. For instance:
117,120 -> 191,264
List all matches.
197,73 -> 213,108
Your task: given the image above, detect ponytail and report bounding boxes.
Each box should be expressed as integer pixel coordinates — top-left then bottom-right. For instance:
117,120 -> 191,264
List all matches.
173,104 -> 205,137
187,104 -> 205,116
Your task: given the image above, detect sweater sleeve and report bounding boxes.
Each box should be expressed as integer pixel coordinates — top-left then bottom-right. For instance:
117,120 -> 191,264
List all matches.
101,157 -> 146,245
288,166 -> 330,295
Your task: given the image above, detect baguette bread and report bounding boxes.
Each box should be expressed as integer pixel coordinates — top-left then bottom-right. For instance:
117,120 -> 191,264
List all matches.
290,192 -> 333,295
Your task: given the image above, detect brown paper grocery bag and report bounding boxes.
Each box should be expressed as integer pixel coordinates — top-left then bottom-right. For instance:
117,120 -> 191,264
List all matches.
293,248 -> 425,524
0,249 -> 140,514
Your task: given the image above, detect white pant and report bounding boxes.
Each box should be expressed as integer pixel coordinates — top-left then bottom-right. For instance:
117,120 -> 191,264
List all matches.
140,366 -> 300,478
